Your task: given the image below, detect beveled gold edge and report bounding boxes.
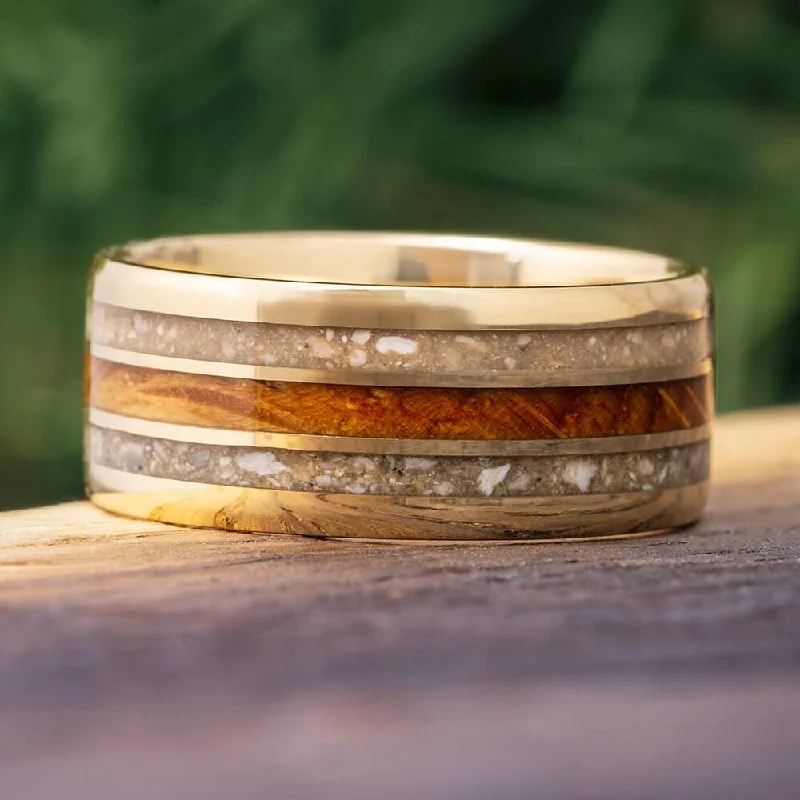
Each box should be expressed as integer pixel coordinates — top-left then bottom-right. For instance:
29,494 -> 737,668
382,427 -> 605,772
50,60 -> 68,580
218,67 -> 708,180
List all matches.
88,408 -> 712,456
87,465 -> 709,541
91,259 -> 710,330
89,344 -> 713,388
111,232 -> 700,286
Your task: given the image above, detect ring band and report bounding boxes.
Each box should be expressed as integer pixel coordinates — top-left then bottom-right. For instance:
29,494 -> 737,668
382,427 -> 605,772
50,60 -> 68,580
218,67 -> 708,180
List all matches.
85,232 -> 714,541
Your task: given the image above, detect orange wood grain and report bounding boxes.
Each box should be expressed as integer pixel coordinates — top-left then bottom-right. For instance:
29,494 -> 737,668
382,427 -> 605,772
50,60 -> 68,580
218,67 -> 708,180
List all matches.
88,358 -> 711,440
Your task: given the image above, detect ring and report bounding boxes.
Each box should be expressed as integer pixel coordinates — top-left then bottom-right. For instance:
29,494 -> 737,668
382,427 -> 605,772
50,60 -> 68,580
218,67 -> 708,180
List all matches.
85,232 -> 714,541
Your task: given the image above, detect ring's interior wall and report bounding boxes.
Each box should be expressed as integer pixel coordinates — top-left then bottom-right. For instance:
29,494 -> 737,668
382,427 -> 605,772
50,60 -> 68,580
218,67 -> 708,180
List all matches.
120,233 -> 687,287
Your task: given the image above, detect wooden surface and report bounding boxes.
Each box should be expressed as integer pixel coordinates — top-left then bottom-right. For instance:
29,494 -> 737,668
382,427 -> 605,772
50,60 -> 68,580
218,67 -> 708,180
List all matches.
1,405 -> 799,799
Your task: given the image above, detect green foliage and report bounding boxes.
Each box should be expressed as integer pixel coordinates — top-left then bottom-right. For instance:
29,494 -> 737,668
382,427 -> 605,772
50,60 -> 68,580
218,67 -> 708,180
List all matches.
0,0 -> 799,507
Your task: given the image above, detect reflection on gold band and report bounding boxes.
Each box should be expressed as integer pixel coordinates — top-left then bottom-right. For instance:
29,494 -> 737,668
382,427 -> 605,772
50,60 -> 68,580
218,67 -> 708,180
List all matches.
89,344 -> 713,388
87,464 -> 708,541
92,257 -> 710,330
118,232 -> 697,285
88,408 -> 712,457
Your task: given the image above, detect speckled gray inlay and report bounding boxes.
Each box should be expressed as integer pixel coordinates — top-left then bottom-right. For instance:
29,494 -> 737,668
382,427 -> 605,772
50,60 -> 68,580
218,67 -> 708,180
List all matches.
90,303 -> 710,374
88,427 -> 709,498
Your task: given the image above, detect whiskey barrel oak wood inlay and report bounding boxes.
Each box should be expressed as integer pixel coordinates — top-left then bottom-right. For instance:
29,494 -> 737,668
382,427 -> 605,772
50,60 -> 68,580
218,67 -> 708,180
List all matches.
88,358 -> 711,440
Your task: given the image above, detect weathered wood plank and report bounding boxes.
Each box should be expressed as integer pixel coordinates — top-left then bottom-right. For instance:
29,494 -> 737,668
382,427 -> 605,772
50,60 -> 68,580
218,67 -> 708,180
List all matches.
1,406 -> 799,799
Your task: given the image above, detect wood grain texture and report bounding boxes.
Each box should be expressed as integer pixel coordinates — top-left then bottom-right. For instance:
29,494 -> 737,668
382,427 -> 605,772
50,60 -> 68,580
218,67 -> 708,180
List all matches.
89,357 -> 711,439
1,405 -> 799,799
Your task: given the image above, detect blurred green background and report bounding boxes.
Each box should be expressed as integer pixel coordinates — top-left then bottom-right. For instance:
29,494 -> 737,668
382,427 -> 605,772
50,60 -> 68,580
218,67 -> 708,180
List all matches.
1,0 -> 799,510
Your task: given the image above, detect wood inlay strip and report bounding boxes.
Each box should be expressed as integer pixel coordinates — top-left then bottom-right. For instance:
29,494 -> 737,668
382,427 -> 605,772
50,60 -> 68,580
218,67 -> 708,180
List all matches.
87,357 -> 711,441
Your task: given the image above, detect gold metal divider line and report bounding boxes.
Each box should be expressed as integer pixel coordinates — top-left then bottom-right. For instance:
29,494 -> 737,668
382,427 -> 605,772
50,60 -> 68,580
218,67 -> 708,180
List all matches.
88,409 -> 711,457
89,344 -> 713,388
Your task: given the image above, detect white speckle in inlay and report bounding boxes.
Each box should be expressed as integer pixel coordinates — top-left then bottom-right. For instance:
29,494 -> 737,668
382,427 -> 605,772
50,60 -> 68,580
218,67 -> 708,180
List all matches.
454,335 -> 487,352
308,335 -> 336,358
221,342 -> 236,360
504,357 -> 517,369
508,473 -> 531,492
639,457 -> 654,476
443,349 -> 463,370
349,349 -> 367,367
352,457 -> 376,471
351,330 -> 371,345
190,450 -> 210,468
517,334 -> 532,347
341,334 -> 348,343
325,328 -> 334,342
133,312 -> 148,334
157,323 -> 165,336
376,336 -> 418,355
119,441 -> 144,472
629,331 -> 643,344
314,475 -> 332,487
588,336 -> 597,347
478,463 -> 511,496
563,459 -> 597,493
345,485 -> 367,494
235,451 -> 289,476
433,481 -> 454,496
404,457 -> 437,471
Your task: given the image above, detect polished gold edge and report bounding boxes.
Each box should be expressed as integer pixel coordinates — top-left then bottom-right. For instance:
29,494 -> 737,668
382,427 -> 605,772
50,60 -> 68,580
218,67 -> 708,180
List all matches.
87,465 -> 708,541
92,259 -> 710,330
87,408 -> 712,456
116,232 -> 699,284
89,344 -> 713,388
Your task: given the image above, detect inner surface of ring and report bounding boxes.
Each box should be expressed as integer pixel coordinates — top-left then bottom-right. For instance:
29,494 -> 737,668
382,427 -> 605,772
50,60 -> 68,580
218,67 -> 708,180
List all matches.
116,232 -> 693,287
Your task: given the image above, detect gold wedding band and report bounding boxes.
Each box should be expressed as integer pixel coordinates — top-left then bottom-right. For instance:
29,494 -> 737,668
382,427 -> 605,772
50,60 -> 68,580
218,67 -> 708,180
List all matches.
85,232 -> 714,541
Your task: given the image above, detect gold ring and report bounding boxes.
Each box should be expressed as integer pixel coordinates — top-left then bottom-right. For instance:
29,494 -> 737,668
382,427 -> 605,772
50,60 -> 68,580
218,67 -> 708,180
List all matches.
85,232 -> 714,541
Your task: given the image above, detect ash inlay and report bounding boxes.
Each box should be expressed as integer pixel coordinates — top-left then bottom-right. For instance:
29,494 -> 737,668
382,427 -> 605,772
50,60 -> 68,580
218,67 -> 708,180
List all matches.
90,303 -> 711,375
88,427 -> 710,498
